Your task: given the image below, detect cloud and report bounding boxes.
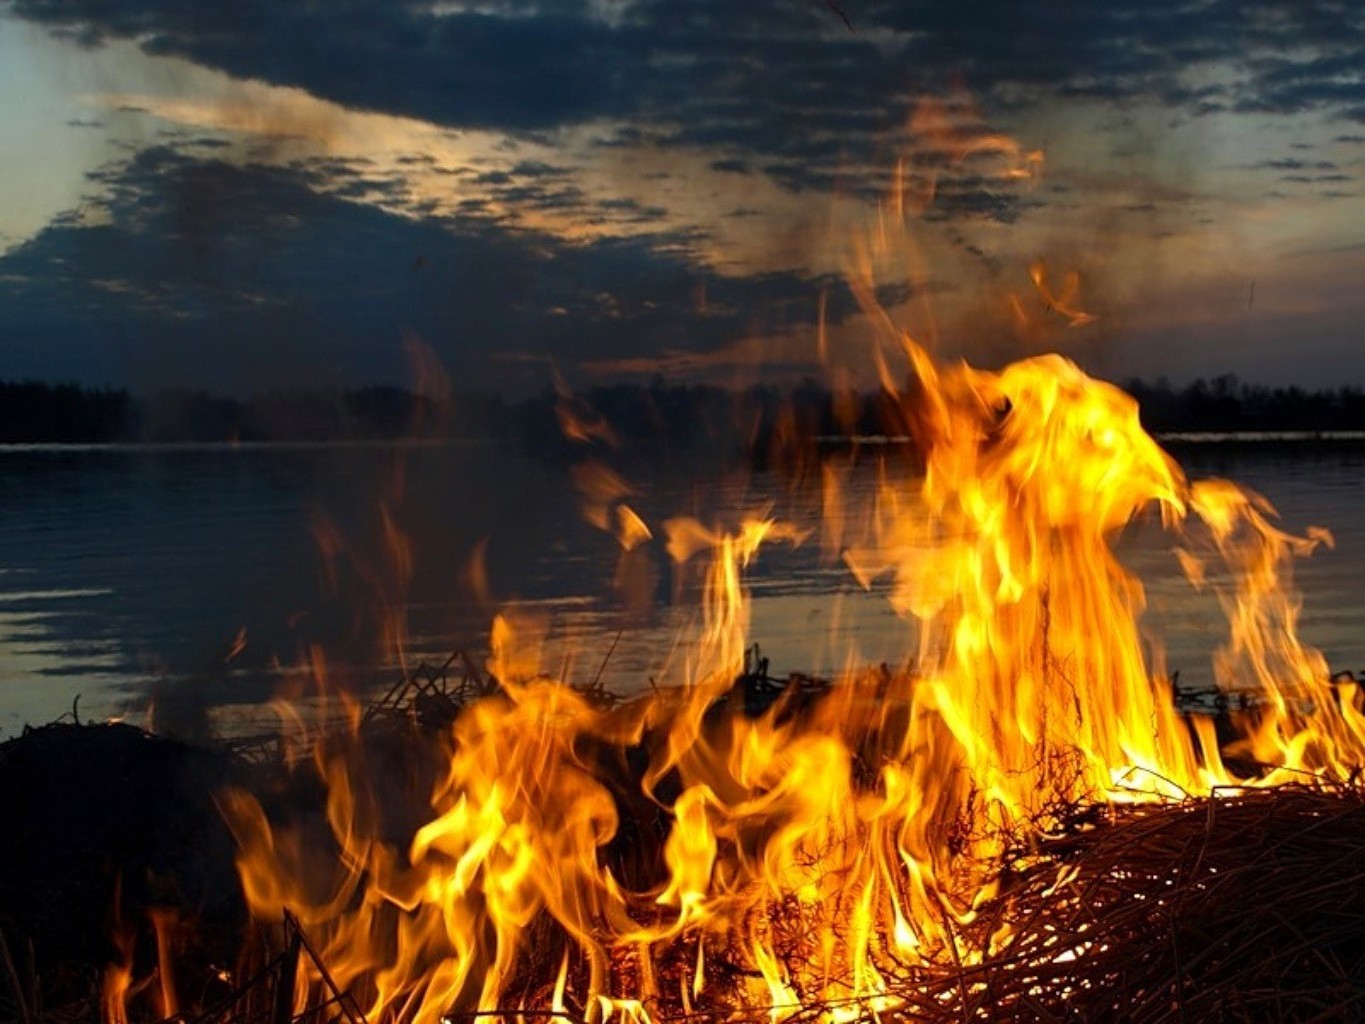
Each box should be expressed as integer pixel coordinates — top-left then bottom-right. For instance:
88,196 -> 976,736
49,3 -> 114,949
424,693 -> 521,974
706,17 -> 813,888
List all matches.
1248,158 -> 1339,171
0,147 -> 836,391
72,80 -> 855,277
5,1 -> 1364,391
12,0 -> 1361,206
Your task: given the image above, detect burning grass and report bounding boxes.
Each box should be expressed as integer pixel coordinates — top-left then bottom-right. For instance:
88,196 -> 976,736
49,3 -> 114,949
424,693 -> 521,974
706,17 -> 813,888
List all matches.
436,746 -> 1365,1024
8,348 -> 1363,1024
298,742 -> 1365,1024
10,707 -> 1365,1024
5,150 -> 1361,1021
7,97 -> 1364,1024
7,635 -> 1365,1024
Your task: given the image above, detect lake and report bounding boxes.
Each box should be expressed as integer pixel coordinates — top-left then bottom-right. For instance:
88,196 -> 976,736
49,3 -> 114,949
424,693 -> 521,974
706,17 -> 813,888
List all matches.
1,438 -> 1362,738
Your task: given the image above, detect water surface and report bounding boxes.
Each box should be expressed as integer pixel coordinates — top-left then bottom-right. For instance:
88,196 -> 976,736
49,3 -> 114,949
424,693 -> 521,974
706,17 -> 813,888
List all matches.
1,439 -> 1361,738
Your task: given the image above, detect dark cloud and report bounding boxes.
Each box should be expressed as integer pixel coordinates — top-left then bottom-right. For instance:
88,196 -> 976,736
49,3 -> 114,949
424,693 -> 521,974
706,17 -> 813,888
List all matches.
0,148 -> 835,391
509,161 -> 572,179
11,0 -> 1364,202
593,197 -> 668,224
1236,48 -> 1365,115
6,0 -> 1363,393
1249,158 -> 1339,171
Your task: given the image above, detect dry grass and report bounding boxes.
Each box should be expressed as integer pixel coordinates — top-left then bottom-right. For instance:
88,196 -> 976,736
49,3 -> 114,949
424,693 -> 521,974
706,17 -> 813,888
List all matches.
450,785 -> 1365,1024
890,784 -> 1365,1023
12,680 -> 1365,1024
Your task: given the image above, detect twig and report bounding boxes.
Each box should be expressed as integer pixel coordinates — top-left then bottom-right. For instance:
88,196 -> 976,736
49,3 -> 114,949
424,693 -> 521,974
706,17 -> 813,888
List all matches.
0,927 -> 30,1024
283,912 -> 368,1024
589,630 -> 624,693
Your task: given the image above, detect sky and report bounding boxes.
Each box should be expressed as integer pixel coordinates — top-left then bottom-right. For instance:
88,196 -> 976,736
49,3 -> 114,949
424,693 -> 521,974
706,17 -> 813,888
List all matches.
0,0 -> 1361,395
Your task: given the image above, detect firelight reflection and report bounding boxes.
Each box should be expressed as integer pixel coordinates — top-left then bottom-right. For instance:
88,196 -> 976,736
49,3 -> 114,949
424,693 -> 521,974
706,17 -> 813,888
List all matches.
0,438 -> 1362,739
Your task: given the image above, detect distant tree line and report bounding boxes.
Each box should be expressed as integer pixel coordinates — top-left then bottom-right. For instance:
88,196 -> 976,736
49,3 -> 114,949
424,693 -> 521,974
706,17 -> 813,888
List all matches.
1124,375 -> 1365,434
4,374 -> 1365,448
0,381 -> 132,443
0,381 -> 507,444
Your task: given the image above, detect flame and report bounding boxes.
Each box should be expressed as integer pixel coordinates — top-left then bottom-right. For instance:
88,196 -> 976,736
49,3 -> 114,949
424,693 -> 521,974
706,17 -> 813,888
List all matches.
100,884 -> 184,1024
908,96 -> 1044,193
1026,259 -> 1096,329
149,909 -> 181,1020
101,906 -> 134,1024
210,108 -> 1365,1024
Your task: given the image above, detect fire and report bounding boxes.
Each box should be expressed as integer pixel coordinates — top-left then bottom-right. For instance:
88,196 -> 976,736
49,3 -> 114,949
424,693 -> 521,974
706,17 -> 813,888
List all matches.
208,113 -> 1365,1024
848,353 -> 1209,814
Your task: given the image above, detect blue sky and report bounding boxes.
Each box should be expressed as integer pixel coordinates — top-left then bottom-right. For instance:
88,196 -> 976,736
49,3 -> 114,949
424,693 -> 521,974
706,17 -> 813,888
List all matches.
0,0 -> 1361,394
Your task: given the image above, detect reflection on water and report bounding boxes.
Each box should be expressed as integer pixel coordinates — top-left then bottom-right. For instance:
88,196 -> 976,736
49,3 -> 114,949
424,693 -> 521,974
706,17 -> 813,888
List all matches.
0,440 -> 1362,737
1162,444 -> 1365,680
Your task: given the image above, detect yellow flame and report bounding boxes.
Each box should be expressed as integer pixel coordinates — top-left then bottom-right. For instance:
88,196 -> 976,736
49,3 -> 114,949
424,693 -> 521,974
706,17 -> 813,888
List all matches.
215,105 -> 1365,1024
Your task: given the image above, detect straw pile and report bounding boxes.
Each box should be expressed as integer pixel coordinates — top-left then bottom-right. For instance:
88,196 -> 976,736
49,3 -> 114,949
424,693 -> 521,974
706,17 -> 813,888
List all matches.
8,674 -> 1365,1024
890,784 -> 1365,1023
454,784 -> 1365,1024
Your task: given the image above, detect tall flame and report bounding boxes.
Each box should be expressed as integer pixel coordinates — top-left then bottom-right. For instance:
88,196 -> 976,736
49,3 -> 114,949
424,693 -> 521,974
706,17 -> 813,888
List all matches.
216,111 -> 1365,1024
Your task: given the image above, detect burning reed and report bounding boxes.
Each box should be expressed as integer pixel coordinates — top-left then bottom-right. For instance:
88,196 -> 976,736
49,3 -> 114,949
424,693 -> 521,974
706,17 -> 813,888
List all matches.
207,341 -> 1365,1024
9,713 -> 1365,1024
6,133 -> 1365,1023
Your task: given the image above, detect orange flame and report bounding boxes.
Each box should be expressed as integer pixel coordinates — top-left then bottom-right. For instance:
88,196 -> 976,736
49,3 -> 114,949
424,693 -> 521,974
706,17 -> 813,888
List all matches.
213,105 -> 1365,1024
1026,259 -> 1096,328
